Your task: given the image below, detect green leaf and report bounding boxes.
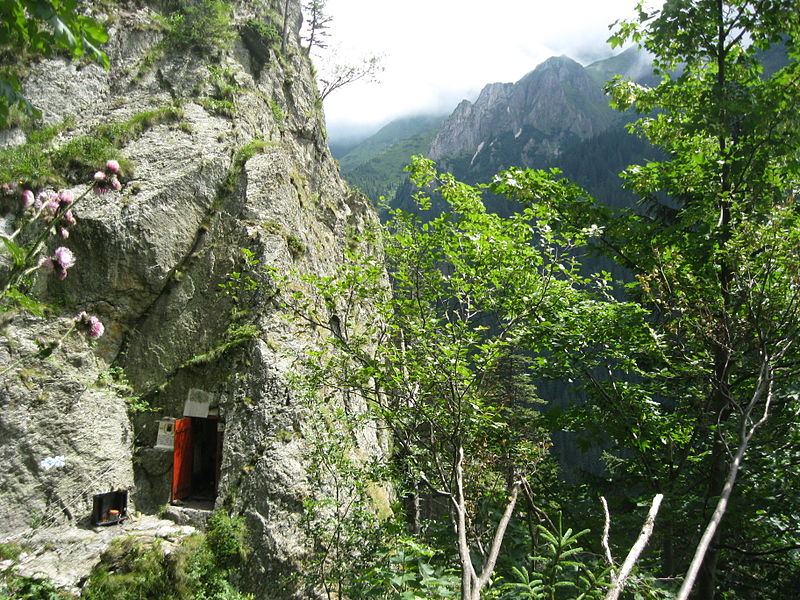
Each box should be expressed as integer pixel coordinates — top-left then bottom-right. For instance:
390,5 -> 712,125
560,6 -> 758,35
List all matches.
3,288 -> 47,316
1,237 -> 27,266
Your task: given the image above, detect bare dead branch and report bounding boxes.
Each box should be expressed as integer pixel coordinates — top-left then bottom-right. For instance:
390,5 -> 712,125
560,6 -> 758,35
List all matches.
606,493 -> 664,600
600,496 -> 616,579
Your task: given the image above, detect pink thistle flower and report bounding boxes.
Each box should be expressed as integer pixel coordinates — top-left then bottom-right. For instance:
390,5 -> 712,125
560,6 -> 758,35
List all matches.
60,228 -> 69,239
64,210 -> 76,226
58,190 -> 74,206
54,247 -> 76,269
44,197 -> 59,214
74,311 -> 104,339
106,159 -> 120,173
94,171 -> 106,182
21,189 -> 34,208
53,246 -> 76,279
88,316 -> 104,339
110,177 -> 122,191
37,190 -> 55,204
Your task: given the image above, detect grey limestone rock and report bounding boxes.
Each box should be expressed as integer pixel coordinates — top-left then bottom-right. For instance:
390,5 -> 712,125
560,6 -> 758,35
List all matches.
0,315 -> 135,531
0,1 -> 383,597
429,55 -> 616,163
4,515 -> 197,594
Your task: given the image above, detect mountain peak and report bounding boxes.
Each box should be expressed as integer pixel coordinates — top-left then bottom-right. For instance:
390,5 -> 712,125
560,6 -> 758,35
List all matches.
429,54 -> 614,162
542,54 -> 582,67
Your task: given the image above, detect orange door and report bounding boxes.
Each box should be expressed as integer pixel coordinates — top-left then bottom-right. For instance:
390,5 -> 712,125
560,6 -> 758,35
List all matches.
172,417 -> 193,501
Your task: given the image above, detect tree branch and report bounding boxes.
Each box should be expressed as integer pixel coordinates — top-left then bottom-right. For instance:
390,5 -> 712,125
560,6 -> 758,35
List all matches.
600,496 -> 616,579
605,493 -> 664,600
476,480 -> 521,590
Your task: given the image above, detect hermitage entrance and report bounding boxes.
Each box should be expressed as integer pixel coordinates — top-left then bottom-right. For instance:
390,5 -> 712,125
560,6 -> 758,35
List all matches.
171,416 -> 224,504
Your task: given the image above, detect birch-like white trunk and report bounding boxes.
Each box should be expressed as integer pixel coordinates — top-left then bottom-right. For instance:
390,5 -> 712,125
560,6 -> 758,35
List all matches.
452,445 -> 520,600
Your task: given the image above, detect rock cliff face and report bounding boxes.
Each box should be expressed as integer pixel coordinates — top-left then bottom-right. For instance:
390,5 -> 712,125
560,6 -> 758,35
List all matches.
428,83 -> 513,161
0,1 -> 382,597
429,55 -> 617,170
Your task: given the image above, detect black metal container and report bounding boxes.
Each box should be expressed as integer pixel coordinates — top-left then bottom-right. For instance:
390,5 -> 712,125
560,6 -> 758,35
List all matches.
91,490 -> 128,526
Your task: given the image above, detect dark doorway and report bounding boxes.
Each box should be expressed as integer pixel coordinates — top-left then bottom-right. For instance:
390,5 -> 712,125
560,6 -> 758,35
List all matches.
172,417 -> 223,505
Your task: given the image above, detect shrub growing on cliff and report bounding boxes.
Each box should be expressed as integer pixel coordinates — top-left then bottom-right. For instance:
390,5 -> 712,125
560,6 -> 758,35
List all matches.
81,511 -> 250,600
167,0 -> 235,54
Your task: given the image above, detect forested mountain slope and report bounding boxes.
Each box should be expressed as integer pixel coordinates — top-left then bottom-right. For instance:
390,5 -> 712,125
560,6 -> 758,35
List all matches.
335,113 -> 445,207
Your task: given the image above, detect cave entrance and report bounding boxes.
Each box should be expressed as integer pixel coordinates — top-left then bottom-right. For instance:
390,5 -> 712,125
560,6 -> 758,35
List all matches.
171,416 -> 223,507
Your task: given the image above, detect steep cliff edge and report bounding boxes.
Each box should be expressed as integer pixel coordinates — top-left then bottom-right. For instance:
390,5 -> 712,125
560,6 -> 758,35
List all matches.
0,1 -> 383,597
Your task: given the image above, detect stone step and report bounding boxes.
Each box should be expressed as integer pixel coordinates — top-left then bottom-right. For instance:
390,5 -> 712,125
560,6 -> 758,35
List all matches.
162,503 -> 214,529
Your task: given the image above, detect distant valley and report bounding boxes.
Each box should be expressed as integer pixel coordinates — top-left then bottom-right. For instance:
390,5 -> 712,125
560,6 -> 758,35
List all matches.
331,113 -> 447,208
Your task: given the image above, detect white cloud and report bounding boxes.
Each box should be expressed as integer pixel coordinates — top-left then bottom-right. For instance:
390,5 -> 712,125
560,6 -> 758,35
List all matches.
319,0 -> 643,137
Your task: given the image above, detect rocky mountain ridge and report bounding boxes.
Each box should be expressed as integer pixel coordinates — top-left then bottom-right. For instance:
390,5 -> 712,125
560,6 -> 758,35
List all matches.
429,55 -> 616,164
335,48 -> 659,217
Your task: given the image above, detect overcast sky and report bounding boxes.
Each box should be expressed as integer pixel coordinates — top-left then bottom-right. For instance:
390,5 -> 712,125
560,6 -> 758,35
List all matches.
318,0 -> 644,142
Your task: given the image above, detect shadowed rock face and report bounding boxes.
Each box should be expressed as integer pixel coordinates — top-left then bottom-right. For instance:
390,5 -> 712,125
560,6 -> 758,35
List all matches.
0,1 -> 384,597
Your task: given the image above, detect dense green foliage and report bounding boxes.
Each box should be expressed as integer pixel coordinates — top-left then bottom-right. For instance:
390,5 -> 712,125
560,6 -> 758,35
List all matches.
294,2 -> 800,599
81,511 -> 250,600
287,154 -> 649,599
549,1 -> 800,597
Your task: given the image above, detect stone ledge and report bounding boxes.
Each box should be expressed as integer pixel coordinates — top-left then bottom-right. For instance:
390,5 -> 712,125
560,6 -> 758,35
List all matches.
2,514 -> 197,594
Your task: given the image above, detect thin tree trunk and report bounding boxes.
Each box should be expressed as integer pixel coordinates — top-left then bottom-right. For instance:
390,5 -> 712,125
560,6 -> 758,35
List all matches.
697,435 -> 727,598
454,446 -> 475,600
677,361 -> 776,600
697,2 -> 734,594
605,494 -> 664,600
451,444 -> 521,600
474,482 -> 520,594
